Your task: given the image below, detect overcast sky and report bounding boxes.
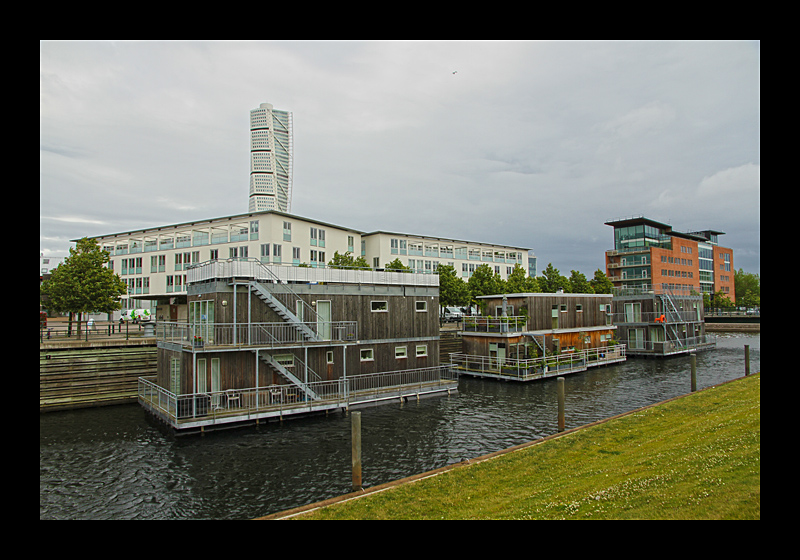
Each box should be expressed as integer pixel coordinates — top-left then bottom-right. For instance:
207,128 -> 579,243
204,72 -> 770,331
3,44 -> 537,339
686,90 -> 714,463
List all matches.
40,40 -> 760,276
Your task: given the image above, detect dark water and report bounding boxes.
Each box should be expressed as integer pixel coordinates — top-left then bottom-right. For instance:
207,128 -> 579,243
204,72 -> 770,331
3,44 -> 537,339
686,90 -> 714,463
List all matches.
40,332 -> 760,520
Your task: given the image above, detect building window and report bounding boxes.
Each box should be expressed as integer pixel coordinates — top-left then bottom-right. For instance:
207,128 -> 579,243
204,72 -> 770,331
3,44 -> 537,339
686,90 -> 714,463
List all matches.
395,346 -> 407,359
416,345 -> 427,357
327,351 -> 334,364
283,221 -> 291,242
415,301 -> 428,312
360,349 -> 374,362
371,301 -> 388,312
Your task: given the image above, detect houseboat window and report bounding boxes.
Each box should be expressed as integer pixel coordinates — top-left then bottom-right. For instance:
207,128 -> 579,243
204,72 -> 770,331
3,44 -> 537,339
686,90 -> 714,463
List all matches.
560,304 -> 567,312
326,351 -> 334,364
576,304 -> 583,312
395,346 -> 407,359
274,354 -> 294,367
416,345 -> 427,357
360,349 -> 374,362
371,301 -> 388,312
170,357 -> 180,394
415,301 -> 427,312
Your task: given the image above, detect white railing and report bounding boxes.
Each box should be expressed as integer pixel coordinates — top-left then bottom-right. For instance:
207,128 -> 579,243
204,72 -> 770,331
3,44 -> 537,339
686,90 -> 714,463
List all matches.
626,335 -> 716,355
612,310 -> 703,324
461,316 -> 528,333
157,321 -> 357,348
449,344 -> 627,381
138,364 -> 457,424
185,258 -> 439,287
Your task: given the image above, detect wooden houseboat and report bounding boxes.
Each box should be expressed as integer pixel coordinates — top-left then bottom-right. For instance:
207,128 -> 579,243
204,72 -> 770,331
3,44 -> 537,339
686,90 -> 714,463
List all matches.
138,259 -> 457,432
611,285 -> 715,356
449,291 -> 626,382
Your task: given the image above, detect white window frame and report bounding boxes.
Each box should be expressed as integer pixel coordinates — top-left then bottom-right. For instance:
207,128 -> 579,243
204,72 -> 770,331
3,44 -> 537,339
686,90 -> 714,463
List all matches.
371,301 -> 388,312
360,349 -> 374,362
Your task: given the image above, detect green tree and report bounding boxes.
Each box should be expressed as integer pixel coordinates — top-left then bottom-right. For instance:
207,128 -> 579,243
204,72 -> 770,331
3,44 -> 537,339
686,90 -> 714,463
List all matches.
538,263 -> 569,293
437,264 -> 471,308
567,270 -> 593,294
734,268 -> 760,308
328,250 -> 370,269
589,269 -> 614,294
384,258 -> 411,272
468,264 -> 503,301
40,238 -> 128,335
505,263 -> 539,294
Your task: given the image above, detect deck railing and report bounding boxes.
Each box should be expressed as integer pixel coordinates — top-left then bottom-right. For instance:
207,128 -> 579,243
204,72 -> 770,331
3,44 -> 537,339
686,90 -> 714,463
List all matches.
138,364 -> 457,425
449,344 -> 627,381
626,334 -> 716,355
611,310 -> 703,324
461,316 -> 528,333
156,321 -> 358,348
186,258 -> 439,287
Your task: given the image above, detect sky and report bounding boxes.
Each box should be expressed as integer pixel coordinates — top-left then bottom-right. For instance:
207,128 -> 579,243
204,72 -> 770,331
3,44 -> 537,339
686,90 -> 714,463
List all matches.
40,40 -> 760,276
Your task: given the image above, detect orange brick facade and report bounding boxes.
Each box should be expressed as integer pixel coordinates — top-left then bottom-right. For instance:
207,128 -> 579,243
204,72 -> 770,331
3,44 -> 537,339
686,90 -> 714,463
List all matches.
605,218 -> 735,303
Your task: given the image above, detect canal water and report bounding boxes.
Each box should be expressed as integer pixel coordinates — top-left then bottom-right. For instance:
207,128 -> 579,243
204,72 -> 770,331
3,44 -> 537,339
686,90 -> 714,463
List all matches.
40,332 -> 759,520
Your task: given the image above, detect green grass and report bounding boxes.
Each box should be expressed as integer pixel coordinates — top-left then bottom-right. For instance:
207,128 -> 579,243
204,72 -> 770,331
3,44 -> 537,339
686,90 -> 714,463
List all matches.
289,373 -> 760,520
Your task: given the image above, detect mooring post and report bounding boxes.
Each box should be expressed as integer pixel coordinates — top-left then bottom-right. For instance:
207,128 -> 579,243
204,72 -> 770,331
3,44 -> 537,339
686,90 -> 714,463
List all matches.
557,377 -> 565,432
352,411 -> 362,492
744,344 -> 750,376
690,353 -> 697,392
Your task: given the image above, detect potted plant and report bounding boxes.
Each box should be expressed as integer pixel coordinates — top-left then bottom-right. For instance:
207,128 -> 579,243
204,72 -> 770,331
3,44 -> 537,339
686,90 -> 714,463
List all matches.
193,335 -> 204,348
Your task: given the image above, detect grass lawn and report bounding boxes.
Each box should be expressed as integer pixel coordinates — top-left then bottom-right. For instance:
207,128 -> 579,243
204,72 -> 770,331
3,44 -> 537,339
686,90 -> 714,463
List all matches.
285,373 -> 760,520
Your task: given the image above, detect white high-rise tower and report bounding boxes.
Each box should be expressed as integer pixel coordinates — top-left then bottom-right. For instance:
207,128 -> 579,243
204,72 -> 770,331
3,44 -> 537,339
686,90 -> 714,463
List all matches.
248,103 -> 293,212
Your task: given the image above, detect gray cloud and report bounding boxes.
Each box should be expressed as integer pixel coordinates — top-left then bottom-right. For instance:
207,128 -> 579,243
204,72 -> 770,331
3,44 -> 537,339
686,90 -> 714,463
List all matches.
40,40 -> 760,274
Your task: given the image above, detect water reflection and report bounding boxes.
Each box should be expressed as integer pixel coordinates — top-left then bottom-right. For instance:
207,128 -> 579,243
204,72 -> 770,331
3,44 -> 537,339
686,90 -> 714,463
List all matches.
40,332 -> 759,520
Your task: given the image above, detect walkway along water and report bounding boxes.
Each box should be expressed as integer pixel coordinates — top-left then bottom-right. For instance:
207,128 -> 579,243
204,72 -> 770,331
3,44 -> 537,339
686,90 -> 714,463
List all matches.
39,332 -> 759,520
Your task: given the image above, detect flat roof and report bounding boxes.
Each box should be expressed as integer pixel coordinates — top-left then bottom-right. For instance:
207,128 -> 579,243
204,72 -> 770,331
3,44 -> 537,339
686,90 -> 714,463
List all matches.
363,230 -> 530,251
604,216 -> 672,230
75,210 -> 364,242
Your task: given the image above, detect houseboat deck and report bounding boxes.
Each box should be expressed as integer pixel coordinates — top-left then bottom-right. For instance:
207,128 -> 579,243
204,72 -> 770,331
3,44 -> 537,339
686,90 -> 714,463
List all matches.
138,365 -> 458,433
449,344 -> 627,382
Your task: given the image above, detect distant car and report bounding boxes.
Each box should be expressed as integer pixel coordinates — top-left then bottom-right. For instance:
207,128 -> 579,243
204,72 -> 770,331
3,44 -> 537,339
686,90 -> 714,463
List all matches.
442,306 -> 463,322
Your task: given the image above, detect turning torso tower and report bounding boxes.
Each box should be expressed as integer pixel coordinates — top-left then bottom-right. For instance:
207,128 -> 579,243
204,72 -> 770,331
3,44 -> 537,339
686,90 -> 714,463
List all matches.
248,103 -> 293,213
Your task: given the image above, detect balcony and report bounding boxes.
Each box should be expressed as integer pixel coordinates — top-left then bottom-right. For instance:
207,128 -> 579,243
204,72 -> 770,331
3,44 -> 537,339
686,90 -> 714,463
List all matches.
157,321 -> 358,350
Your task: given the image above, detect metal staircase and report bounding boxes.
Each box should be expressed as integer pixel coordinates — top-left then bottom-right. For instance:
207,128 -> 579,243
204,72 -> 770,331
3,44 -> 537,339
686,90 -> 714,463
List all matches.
249,281 -> 322,341
658,291 -> 685,351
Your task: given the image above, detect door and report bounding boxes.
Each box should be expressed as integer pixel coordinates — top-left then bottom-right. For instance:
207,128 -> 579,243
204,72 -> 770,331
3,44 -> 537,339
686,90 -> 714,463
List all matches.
317,300 -> 331,341
190,300 -> 215,344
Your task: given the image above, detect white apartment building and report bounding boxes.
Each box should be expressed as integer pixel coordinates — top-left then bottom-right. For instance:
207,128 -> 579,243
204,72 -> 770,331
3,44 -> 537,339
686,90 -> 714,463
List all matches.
361,231 -> 532,279
81,210 -> 533,321
248,103 -> 293,213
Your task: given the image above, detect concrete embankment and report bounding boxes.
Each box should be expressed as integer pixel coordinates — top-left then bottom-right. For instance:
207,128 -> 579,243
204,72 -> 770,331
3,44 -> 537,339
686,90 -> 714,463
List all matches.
705,322 -> 760,332
40,338 -> 157,412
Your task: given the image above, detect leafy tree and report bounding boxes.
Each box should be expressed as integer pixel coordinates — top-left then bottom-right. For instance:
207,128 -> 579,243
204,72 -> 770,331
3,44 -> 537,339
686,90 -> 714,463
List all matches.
538,263 -> 569,293
468,264 -> 503,300
505,264 -> 539,294
589,269 -> 614,294
734,268 -> 760,308
567,270 -> 593,294
437,264 -> 471,308
40,238 -> 128,335
328,250 -> 370,269
384,258 -> 411,272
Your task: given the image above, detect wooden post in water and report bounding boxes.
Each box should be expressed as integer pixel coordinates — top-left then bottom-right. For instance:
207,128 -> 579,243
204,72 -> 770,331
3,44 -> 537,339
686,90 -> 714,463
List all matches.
351,411 -> 362,492
557,377 -> 565,433
690,353 -> 697,392
744,345 -> 750,376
